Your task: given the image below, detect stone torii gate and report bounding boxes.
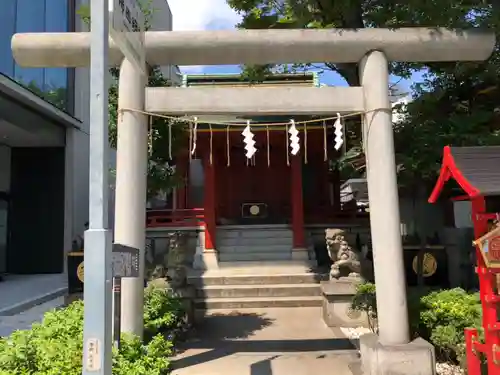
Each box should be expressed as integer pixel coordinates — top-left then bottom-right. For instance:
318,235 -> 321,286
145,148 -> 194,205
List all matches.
12,27 -> 495,375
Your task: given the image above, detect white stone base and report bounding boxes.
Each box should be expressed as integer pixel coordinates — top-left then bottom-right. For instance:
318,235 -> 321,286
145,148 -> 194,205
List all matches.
291,247 -> 310,261
360,333 -> 436,375
193,248 -> 219,270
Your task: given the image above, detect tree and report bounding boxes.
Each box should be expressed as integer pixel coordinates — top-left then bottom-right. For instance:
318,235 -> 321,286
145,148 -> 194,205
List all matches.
227,0 -> 500,188
228,0 -> 493,84
394,63 -> 500,189
78,2 -> 186,198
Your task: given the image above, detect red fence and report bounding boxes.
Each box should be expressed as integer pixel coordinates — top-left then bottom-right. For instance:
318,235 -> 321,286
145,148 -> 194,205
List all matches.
146,208 -> 205,228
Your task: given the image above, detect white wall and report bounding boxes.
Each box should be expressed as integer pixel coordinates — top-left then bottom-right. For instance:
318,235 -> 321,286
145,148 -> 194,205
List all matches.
453,201 -> 473,228
149,0 -> 182,85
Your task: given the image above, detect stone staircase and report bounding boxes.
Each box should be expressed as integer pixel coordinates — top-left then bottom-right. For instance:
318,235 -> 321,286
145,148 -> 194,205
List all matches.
216,225 -> 300,262
188,262 -> 328,314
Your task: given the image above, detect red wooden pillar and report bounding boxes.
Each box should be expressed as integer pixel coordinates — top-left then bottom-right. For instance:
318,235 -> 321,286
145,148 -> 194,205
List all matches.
291,154 -> 305,249
471,196 -> 500,375
176,153 -> 188,209
203,156 -> 216,250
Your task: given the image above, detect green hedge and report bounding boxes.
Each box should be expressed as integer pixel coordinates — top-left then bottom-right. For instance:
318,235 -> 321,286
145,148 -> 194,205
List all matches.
351,283 -> 482,364
0,285 -> 185,375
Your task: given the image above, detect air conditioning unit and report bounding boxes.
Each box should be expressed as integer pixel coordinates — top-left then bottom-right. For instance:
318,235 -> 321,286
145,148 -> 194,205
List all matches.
241,203 -> 268,219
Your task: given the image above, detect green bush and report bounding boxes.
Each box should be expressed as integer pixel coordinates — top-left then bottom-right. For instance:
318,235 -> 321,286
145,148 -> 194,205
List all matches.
351,283 -> 482,363
0,286 -> 185,375
144,284 -> 185,341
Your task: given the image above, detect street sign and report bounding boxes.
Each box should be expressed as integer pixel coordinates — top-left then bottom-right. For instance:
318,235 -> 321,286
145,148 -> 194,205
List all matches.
111,244 -> 140,277
109,0 -> 146,74
84,338 -> 102,371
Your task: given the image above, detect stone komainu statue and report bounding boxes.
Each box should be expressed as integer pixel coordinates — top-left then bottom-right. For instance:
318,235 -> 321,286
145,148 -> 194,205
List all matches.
325,228 -> 362,279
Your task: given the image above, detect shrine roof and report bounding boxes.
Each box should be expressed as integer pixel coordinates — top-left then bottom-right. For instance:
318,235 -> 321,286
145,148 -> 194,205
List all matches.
428,145 -> 500,203
183,72 -> 320,87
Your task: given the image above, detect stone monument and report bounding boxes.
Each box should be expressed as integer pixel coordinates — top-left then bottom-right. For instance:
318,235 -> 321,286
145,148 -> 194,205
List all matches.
326,228 -> 362,279
145,232 -> 195,324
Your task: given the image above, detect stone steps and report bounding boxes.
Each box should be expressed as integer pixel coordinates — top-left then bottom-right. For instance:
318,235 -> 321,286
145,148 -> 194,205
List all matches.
197,283 -> 321,298
218,244 -> 292,253
217,236 -> 293,247
194,296 -> 323,309
189,263 -> 328,316
218,251 -> 292,262
189,272 -> 326,286
216,226 -> 294,262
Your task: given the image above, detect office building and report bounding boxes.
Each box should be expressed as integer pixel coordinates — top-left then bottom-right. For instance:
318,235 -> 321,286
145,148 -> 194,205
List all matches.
0,0 -> 176,276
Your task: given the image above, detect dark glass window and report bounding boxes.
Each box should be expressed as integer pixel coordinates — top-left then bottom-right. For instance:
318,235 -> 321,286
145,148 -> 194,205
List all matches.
0,0 -> 71,111
0,0 -> 17,77
44,0 -> 69,95
14,0 -> 46,89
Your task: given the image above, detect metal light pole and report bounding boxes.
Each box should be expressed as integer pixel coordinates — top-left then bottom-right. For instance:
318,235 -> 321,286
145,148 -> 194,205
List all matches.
82,0 -> 113,374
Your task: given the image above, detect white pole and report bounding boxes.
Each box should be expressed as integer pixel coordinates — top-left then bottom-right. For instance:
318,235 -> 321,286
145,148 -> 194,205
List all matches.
82,0 -> 113,374
359,50 -> 410,346
115,58 -> 148,337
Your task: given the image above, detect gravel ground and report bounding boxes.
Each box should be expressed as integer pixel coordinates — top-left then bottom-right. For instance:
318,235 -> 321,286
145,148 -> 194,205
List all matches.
340,327 -> 464,375
0,297 -> 64,337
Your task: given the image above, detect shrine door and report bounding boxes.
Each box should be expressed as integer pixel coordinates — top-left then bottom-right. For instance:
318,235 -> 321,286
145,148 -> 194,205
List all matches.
216,141 -> 291,225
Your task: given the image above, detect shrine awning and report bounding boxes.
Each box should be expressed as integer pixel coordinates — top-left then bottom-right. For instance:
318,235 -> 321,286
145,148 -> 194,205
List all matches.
428,145 -> 500,203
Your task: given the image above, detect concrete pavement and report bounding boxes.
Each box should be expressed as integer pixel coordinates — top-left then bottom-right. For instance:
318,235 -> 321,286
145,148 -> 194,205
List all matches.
0,274 -> 66,315
171,307 -> 360,375
0,296 -> 64,337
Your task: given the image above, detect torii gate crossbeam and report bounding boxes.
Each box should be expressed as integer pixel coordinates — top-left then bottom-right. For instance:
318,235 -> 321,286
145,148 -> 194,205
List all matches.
11,28 -> 494,67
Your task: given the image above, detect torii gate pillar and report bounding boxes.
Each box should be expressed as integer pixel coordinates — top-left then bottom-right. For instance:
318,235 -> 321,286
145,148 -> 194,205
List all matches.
360,51 -> 409,346
114,59 -> 148,337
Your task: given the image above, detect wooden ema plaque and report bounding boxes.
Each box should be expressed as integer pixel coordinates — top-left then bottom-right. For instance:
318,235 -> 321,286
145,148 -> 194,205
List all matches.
474,226 -> 500,269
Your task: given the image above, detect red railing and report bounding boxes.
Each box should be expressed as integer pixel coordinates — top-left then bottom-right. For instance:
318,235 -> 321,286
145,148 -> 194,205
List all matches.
146,208 -> 205,228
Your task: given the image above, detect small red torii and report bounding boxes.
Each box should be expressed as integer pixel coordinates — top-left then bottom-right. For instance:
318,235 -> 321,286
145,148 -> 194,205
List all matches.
429,145 -> 500,375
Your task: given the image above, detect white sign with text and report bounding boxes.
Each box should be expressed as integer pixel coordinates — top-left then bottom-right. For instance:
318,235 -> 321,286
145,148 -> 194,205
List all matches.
109,0 -> 146,74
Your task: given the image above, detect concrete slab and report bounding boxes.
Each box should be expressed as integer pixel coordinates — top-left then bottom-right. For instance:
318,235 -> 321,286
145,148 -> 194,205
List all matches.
0,274 -> 67,315
0,296 -> 64,337
171,307 -> 359,375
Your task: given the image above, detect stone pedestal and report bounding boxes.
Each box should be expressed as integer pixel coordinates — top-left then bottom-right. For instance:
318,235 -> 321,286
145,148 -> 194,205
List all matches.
192,231 -> 219,270
320,279 -> 368,328
360,333 -> 436,375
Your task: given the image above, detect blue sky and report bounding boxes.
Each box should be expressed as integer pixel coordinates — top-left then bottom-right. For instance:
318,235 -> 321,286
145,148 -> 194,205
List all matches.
167,0 -> 425,95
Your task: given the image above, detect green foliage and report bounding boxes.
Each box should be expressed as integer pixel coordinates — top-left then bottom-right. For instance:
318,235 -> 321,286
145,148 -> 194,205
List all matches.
227,0 -> 493,83
350,282 -> 377,332
12,79 -> 68,111
351,283 -> 482,364
394,66 -> 500,189
24,81 -> 67,111
419,289 -> 482,362
143,284 -> 185,341
227,0 -> 500,186
0,286 -> 185,375
78,1 -> 186,198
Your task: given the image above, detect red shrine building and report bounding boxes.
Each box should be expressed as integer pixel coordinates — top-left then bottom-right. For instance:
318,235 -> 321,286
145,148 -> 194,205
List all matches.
147,73 -> 369,266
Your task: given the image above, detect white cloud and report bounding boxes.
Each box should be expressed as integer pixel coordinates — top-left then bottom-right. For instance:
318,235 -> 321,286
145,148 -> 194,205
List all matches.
167,0 -> 242,74
168,0 -> 241,31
